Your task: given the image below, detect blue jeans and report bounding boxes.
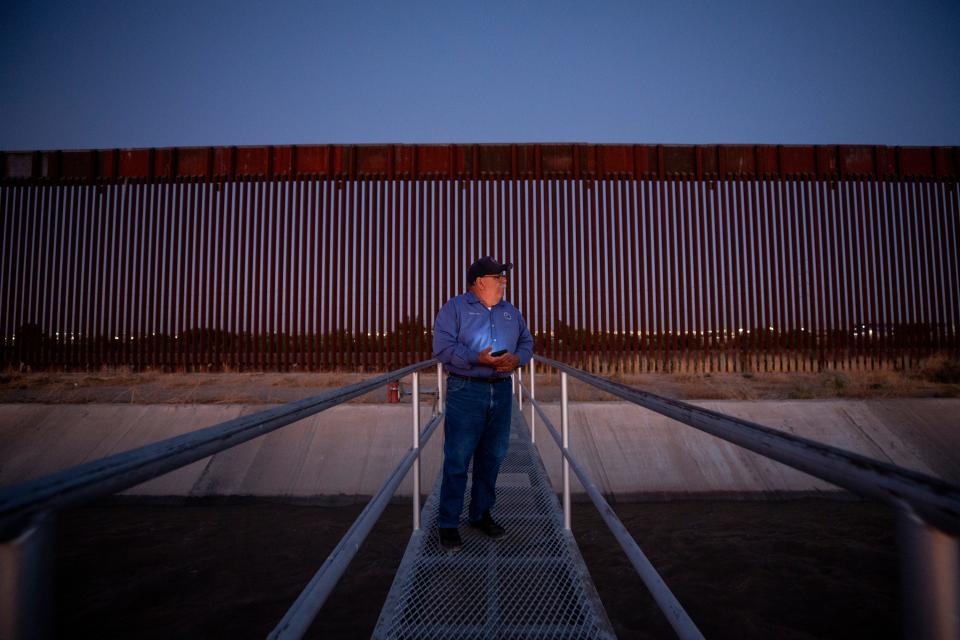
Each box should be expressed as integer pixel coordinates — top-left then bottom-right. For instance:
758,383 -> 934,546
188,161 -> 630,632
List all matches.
437,376 -> 513,529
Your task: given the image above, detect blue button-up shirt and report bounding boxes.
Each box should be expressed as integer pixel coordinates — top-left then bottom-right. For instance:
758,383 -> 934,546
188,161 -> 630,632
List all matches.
432,291 -> 534,378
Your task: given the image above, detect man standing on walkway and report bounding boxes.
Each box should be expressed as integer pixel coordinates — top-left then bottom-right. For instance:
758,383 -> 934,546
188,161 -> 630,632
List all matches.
432,257 -> 534,551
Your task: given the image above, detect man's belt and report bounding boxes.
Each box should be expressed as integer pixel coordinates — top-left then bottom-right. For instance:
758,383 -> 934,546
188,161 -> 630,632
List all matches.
448,373 -> 512,384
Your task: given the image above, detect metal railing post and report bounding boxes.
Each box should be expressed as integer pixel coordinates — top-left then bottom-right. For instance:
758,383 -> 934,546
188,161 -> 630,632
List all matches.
561,371 -> 570,531
436,363 -> 444,415
0,512 -> 53,640
517,368 -> 523,411
898,508 -> 960,640
412,372 -> 421,531
529,360 -> 536,444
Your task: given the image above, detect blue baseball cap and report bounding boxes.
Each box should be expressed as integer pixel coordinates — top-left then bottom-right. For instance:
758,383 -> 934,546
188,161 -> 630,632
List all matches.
468,256 -> 513,284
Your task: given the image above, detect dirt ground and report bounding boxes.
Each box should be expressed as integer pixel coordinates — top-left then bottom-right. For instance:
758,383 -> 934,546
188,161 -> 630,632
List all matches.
2,355 -> 959,404
53,498 -> 899,639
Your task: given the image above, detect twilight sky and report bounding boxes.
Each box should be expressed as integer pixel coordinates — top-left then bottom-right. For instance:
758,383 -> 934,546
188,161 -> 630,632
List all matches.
1,0 -> 958,151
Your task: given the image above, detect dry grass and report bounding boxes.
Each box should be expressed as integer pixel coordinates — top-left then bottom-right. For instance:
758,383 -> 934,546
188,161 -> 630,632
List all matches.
517,354 -> 960,402
2,355 -> 958,404
916,352 -> 960,384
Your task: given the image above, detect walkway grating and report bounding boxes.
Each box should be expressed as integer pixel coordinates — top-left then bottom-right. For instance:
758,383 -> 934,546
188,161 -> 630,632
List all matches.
373,403 -> 616,639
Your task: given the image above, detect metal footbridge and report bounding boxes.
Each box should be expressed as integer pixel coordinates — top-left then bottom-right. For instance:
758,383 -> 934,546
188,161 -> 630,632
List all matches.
374,403 -> 613,639
2,357 -> 959,639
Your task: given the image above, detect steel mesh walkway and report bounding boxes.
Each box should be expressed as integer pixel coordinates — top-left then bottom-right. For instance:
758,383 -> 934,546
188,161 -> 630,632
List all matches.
373,402 -> 615,639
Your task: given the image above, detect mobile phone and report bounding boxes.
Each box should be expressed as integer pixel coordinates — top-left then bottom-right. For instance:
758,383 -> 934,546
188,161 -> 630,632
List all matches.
490,349 -> 508,357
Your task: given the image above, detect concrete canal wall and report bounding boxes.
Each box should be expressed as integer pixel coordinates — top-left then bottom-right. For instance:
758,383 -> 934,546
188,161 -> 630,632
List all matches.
1,400 -> 957,499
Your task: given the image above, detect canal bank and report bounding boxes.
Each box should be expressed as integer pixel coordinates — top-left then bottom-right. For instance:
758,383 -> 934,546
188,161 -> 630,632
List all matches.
2,399 -> 957,498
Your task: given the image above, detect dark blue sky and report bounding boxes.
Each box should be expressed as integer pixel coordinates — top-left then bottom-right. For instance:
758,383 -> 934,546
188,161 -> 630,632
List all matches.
2,0 -> 958,151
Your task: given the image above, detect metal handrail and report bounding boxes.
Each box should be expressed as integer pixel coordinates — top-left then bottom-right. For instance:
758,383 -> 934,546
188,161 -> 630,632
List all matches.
519,377 -> 704,640
0,359 -> 437,535
0,358 -> 440,640
268,365 -> 445,639
534,355 -> 960,534
269,411 -> 443,639
527,354 -> 960,640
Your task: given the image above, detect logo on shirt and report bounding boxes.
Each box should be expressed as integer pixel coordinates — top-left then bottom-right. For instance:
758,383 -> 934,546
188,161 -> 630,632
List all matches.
503,312 -> 512,320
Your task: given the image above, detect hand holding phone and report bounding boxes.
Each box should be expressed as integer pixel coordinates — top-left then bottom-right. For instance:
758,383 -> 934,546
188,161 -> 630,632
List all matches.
478,346 -> 510,367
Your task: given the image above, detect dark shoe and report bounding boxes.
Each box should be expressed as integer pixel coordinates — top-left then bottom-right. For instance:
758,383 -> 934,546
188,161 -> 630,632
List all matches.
438,527 -> 463,552
468,512 -> 506,539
